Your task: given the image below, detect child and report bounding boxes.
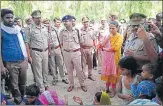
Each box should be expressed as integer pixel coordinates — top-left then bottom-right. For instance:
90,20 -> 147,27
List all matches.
117,56 -> 141,105
23,84 -> 42,105
131,63 -> 156,100
23,84 -> 67,105
73,91 -> 111,105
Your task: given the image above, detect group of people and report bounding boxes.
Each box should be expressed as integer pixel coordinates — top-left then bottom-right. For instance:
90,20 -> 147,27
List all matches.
0,8 -> 163,105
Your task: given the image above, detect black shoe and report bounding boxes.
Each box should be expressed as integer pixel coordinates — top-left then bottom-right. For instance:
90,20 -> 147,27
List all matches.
62,79 -> 69,84
88,76 -> 96,81
52,80 -> 58,85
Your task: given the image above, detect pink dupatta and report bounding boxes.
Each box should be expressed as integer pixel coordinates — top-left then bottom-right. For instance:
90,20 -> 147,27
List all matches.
101,36 -> 117,76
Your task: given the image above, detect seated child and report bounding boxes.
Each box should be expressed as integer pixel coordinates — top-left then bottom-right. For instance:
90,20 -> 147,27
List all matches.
73,91 -> 111,105
131,63 -> 156,99
117,56 -> 141,105
23,84 -> 67,105
23,84 -> 42,105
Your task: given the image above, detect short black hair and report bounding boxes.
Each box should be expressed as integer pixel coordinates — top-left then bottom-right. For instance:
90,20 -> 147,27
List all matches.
1,8 -> 14,18
156,79 -> 163,103
95,92 -> 102,102
53,17 -> 61,22
118,56 -> 139,77
71,16 -> 76,20
143,63 -> 157,79
109,21 -> 119,28
14,17 -> 22,22
26,84 -> 40,97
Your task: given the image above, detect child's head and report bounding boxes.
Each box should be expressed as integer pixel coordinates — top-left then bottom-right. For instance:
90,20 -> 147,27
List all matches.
93,91 -> 111,105
141,63 -> 156,80
118,56 -> 139,77
156,79 -> 163,105
25,84 -> 40,104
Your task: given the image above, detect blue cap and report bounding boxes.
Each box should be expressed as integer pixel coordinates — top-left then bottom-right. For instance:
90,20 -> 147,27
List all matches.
62,15 -> 73,21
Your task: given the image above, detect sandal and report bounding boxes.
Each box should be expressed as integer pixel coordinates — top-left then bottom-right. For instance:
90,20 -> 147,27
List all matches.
67,86 -> 74,92
81,86 -> 87,92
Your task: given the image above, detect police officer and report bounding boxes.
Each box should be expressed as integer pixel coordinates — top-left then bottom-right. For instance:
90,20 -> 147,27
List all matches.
25,10 -> 50,91
97,16 -> 110,74
59,15 -> 87,92
80,16 -> 96,81
48,17 -> 69,85
123,13 -> 159,72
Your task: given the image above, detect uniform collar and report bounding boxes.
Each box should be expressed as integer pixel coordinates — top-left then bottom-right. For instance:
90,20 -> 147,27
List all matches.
63,27 -> 76,32
81,27 -> 92,31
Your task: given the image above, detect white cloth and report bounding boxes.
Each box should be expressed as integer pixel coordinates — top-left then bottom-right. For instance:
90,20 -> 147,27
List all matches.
1,23 -> 27,58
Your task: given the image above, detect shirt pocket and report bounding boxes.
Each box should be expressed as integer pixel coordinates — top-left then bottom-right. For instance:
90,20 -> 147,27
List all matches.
32,30 -> 42,41
73,34 -> 79,44
63,34 -> 69,42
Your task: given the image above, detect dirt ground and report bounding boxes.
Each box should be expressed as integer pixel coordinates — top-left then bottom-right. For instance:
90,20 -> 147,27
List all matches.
27,64 -> 122,105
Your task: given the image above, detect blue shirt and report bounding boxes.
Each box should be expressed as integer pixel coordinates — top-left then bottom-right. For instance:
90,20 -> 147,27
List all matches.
1,29 -> 24,62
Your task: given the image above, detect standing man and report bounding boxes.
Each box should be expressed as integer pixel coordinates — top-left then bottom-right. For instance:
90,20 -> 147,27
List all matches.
24,16 -> 36,83
97,17 -> 110,74
80,16 -> 96,81
59,15 -> 87,92
25,10 -> 50,91
49,17 -> 69,85
1,9 -> 28,104
123,13 -> 158,72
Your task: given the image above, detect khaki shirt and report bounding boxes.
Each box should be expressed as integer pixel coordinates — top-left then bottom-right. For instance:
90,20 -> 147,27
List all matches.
59,27 -> 84,50
123,32 -> 158,68
97,26 -> 110,42
49,26 -> 61,48
25,23 -> 49,49
80,27 -> 96,46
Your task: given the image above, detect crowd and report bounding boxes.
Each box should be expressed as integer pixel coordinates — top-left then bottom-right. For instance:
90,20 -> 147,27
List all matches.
0,8 -> 163,105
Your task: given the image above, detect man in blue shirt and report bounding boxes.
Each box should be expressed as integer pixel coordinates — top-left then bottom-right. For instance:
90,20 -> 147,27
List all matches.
1,9 -> 28,105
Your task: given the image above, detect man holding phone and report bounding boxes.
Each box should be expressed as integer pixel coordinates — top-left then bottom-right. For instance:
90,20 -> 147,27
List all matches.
123,13 -> 159,72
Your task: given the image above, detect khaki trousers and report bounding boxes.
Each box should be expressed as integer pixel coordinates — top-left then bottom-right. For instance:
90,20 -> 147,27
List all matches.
31,50 -> 48,88
63,51 -> 85,86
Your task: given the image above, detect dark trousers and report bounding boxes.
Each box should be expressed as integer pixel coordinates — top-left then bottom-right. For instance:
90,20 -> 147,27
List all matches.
93,52 -> 97,68
4,59 -> 28,104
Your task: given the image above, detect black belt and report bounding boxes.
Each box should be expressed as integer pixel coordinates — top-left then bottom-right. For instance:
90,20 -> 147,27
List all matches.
32,48 -> 48,52
64,48 -> 80,52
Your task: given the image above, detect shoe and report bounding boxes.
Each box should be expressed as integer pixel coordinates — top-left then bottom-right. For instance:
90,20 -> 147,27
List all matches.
65,72 -> 68,75
98,70 -> 101,74
62,79 -> 69,84
52,80 -> 57,85
88,76 -> 95,81
67,86 -> 74,92
45,86 -> 49,90
81,86 -> 87,92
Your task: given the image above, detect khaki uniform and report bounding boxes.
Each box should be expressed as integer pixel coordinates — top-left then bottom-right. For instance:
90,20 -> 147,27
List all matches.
25,23 -> 49,88
80,27 -> 97,77
24,25 -> 36,82
49,26 -> 66,81
123,33 -> 158,70
97,26 -> 110,71
59,27 -> 85,86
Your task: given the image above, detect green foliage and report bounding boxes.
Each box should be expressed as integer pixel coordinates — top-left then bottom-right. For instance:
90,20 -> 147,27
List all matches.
1,1 -> 162,23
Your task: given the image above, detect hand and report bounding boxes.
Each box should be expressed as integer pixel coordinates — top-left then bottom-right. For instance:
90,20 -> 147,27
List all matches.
123,95 -> 134,101
73,96 -> 83,105
150,23 -> 161,35
137,27 -> 148,40
1,99 -> 6,105
125,50 -> 134,56
1,66 -> 9,78
28,56 -> 32,64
